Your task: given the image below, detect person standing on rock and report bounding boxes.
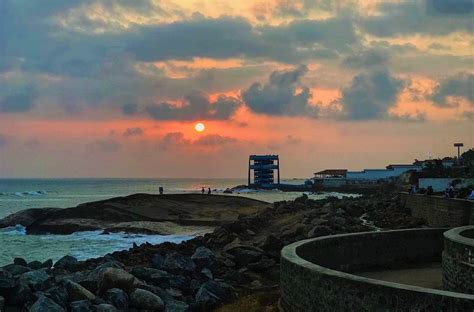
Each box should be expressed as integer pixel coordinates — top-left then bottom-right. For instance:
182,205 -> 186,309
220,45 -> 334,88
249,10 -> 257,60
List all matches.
159,186 -> 164,195
208,188 -> 211,195
202,187 -> 205,194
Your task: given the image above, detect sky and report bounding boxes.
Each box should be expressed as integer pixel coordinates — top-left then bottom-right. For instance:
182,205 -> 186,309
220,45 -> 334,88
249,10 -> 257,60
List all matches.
0,0 -> 473,178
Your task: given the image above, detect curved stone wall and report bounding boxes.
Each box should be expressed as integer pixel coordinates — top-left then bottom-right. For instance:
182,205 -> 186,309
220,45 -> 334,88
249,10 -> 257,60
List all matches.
281,228 -> 474,312
443,226 -> 474,294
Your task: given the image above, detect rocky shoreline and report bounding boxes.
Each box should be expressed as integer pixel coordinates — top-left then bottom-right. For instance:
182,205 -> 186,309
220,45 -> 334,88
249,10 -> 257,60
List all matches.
0,192 -> 425,311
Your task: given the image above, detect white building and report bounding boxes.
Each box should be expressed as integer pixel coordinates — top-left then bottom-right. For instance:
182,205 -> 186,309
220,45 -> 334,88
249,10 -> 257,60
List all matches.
346,165 -> 422,181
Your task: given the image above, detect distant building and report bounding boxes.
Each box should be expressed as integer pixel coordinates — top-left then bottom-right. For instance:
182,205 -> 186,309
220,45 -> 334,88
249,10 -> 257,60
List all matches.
414,157 -> 456,168
313,164 -> 422,186
248,155 -> 280,187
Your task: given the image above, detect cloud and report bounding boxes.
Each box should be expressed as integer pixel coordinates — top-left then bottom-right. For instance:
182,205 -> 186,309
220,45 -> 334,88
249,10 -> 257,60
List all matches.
0,85 -> 36,113
342,48 -> 390,69
86,139 -> 122,153
242,65 -> 318,117
389,112 -> 427,123
147,91 -> 241,121
194,135 -> 237,146
122,102 -> 138,115
339,68 -> 405,120
360,1 -> 473,37
430,72 -> 474,107
123,127 -> 144,137
159,132 -> 238,150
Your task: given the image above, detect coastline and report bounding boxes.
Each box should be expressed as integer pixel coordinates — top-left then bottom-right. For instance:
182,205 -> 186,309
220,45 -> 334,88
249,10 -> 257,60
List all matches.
0,190 -> 425,311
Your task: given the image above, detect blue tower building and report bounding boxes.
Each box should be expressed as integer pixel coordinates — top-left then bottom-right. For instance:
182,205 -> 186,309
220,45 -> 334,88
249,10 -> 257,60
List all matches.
248,155 -> 280,187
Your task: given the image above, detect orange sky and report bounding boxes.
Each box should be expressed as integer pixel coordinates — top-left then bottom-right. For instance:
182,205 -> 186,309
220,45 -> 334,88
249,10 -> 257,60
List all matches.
0,0 -> 473,178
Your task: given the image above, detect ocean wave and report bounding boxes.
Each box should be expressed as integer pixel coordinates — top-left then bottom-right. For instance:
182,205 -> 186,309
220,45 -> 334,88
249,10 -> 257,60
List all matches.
9,190 -> 47,197
0,224 -> 27,235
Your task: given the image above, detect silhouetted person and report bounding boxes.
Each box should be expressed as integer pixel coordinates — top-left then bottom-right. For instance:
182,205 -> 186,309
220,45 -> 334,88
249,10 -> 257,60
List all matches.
159,186 -> 164,195
448,186 -> 455,198
208,188 -> 211,195
426,186 -> 434,195
201,187 -> 205,194
409,185 -> 417,194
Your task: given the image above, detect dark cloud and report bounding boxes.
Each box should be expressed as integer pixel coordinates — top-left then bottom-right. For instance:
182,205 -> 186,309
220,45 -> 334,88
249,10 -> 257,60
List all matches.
427,0 -> 473,14
242,65 -> 318,117
431,72 -> 474,107
360,1 -> 473,37
339,68 -> 405,120
159,132 -> 190,151
123,127 -> 144,137
147,92 -> 241,121
128,15 -> 356,64
0,86 -> 36,113
87,139 -> 122,153
122,102 -> 138,115
194,135 -> 238,146
342,49 -> 390,69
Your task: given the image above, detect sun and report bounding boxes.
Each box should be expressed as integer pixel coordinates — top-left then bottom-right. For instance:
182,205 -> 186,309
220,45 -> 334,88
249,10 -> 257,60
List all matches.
194,122 -> 205,133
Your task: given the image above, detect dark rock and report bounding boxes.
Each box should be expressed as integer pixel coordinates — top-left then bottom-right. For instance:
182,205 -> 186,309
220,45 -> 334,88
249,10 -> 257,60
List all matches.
0,270 -> 15,294
104,288 -> 128,310
247,257 -> 276,272
163,253 -> 196,273
224,244 -> 263,267
200,268 -> 213,280
41,259 -> 53,269
54,256 -> 78,271
168,275 -> 188,290
13,258 -> 28,267
151,254 -> 165,269
98,268 -> 137,294
44,286 -> 69,307
129,288 -> 164,311
195,280 -> 234,309
191,247 -> 215,269
260,235 -> 283,253
30,295 -> 65,312
18,269 -> 51,291
0,296 -> 4,311
165,300 -> 189,312
307,225 -> 332,238
64,279 -> 95,301
130,267 -> 169,284
70,299 -> 92,312
2,264 -> 31,276
96,303 -> 118,312
28,261 -> 43,270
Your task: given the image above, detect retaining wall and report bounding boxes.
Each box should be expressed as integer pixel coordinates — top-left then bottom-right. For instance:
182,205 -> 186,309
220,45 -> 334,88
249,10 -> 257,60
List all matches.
280,228 -> 474,311
443,226 -> 474,294
419,178 -> 474,192
401,193 -> 474,227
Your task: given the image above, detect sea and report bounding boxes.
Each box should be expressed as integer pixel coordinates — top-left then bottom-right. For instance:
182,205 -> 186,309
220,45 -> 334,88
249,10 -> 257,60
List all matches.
0,178 -> 358,266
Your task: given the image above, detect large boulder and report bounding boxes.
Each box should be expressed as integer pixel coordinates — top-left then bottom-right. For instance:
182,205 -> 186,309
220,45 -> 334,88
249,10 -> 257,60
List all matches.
306,225 -> 332,238
104,288 -> 128,310
30,295 -> 65,312
0,296 -> 4,311
163,252 -> 196,273
96,303 -> 118,312
54,256 -> 78,271
41,259 -> 54,269
69,299 -> 92,312
18,269 -> 51,291
44,286 -> 69,308
0,270 -> 15,295
195,280 -> 234,309
13,258 -> 28,267
247,257 -> 276,272
191,247 -> 215,269
2,264 -> 31,276
165,299 -> 190,312
223,243 -> 263,267
98,268 -> 138,294
64,279 -> 95,301
129,288 -> 164,311
28,261 -> 43,270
